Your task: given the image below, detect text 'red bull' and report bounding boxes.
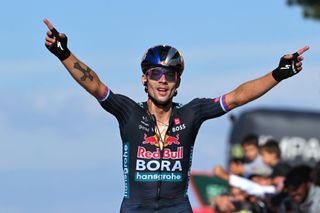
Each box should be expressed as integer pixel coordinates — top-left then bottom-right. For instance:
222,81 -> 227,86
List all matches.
137,146 -> 183,160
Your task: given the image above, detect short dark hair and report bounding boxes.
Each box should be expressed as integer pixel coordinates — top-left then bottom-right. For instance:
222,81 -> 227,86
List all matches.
284,165 -> 312,188
260,139 -> 281,159
230,157 -> 245,164
241,134 -> 259,147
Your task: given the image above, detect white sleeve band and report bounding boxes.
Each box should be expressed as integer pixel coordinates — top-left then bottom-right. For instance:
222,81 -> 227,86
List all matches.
98,87 -> 110,102
219,95 -> 229,112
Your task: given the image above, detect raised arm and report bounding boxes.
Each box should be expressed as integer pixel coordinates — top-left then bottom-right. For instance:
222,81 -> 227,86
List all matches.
43,19 -> 106,99
213,165 -> 276,197
225,46 -> 310,110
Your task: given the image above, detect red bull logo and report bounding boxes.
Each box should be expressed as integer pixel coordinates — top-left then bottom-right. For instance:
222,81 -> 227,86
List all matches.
164,134 -> 180,146
142,133 -> 180,147
143,133 -> 160,147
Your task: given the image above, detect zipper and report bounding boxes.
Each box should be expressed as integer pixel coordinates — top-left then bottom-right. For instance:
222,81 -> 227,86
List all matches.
154,110 -> 176,199
145,102 -> 176,201
151,114 -> 164,199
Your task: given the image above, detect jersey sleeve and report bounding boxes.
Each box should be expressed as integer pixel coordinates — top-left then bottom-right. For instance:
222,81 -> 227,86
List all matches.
192,95 -> 230,120
97,85 -> 136,127
185,95 -> 230,130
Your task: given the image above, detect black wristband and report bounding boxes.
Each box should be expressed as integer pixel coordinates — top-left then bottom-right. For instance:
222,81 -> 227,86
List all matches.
46,28 -> 71,61
272,52 -> 299,82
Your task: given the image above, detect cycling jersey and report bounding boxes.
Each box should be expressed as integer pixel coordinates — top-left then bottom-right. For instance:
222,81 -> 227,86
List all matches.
99,87 -> 229,212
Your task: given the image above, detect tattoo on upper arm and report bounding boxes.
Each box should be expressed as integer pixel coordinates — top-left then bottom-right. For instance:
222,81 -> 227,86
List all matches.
74,62 -> 94,81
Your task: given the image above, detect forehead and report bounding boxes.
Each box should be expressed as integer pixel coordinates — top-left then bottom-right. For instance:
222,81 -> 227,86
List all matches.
260,149 -> 272,155
243,144 -> 257,149
290,180 -> 311,190
287,183 -> 307,193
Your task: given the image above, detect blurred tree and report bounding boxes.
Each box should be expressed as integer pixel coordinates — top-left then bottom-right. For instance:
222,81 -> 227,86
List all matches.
287,0 -> 320,20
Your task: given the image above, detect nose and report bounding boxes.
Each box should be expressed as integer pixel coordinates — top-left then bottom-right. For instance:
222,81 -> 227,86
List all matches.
158,73 -> 168,83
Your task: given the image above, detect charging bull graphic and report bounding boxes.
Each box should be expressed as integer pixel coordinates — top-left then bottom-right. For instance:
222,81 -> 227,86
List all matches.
143,133 -> 180,147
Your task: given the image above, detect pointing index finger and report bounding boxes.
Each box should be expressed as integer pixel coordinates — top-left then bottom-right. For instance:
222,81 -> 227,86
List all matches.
296,45 -> 310,55
43,18 -> 54,30
43,18 -> 60,38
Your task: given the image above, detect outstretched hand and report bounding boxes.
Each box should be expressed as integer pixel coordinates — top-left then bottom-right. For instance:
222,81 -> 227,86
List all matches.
272,45 -> 310,82
213,165 -> 229,181
283,46 -> 310,72
43,18 -> 71,61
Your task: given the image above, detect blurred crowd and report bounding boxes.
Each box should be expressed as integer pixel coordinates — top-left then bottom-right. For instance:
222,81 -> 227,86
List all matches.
211,134 -> 320,213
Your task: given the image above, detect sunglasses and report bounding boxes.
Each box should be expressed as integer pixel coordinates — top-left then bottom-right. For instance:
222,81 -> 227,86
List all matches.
146,67 -> 177,82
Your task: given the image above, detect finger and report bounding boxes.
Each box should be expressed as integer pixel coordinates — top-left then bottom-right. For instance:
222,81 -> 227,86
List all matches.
295,61 -> 302,67
43,19 -> 60,37
296,45 -> 310,55
43,18 -> 54,30
45,36 -> 56,43
45,39 -> 56,47
295,67 -> 302,72
59,33 -> 66,39
45,41 -> 52,47
46,31 -> 55,39
297,56 -> 304,61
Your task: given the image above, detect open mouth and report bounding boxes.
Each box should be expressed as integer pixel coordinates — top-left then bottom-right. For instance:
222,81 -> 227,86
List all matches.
157,88 -> 169,96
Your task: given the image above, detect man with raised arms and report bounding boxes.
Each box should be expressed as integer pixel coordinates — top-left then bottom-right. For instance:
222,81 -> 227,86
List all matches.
43,18 -> 309,212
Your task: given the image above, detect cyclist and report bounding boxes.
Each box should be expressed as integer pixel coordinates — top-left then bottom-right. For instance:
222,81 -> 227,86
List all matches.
43,18 -> 309,212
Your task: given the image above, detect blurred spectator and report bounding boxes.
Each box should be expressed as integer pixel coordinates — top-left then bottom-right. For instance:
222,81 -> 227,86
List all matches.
268,192 -> 294,213
213,165 -> 271,212
230,186 -> 247,202
242,134 -> 260,162
211,195 -> 235,213
228,157 -> 244,176
230,134 -> 271,177
311,161 -> 320,186
283,165 -> 320,213
259,139 -> 291,187
210,187 -> 258,213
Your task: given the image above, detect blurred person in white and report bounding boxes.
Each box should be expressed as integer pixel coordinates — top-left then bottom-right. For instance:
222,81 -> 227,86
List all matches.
213,165 -> 276,212
213,165 -> 276,199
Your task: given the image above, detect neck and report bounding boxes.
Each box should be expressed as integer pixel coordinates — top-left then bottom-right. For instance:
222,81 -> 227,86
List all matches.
147,98 -> 172,124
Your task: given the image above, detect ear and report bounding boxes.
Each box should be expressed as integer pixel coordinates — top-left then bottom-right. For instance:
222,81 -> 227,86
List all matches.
175,76 -> 181,88
141,74 -> 147,86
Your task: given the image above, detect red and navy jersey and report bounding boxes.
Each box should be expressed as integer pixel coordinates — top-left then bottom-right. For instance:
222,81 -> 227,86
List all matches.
99,87 -> 229,209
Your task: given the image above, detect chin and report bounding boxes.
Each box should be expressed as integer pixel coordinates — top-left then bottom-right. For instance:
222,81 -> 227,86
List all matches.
150,96 -> 173,107
156,98 -> 171,105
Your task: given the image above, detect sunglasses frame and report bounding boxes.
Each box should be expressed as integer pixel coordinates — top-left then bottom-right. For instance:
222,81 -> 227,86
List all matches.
146,67 -> 178,83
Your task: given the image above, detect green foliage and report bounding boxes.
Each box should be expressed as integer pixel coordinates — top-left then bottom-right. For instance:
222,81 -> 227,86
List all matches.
287,0 -> 320,20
